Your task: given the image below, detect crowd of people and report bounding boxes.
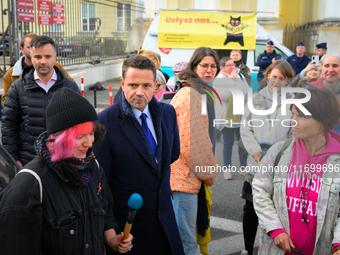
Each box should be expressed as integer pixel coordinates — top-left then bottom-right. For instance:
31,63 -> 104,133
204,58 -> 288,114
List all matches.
0,32 -> 340,255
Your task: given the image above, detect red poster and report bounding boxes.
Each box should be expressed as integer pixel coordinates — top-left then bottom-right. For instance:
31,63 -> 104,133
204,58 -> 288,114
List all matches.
38,0 -> 51,12
18,11 -> 35,22
53,15 -> 65,25
38,13 -> 51,25
17,0 -> 34,10
52,4 -> 64,13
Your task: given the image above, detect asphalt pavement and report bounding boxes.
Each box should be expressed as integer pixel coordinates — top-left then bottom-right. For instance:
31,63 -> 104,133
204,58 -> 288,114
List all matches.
84,82 -> 260,255
0,79 -> 258,255
83,78 -> 121,111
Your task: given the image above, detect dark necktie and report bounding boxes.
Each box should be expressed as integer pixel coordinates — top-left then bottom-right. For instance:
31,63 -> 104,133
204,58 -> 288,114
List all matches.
140,113 -> 157,156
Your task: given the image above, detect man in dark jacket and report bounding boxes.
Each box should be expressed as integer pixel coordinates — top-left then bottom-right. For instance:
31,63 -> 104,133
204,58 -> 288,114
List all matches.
286,42 -> 310,76
93,55 -> 185,255
257,40 -> 282,82
1,36 -> 80,167
2,33 -> 74,102
230,49 -> 252,85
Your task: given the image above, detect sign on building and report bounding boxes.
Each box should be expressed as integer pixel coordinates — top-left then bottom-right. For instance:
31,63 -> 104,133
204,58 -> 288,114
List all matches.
17,0 -> 34,10
158,10 -> 257,50
38,0 -> 51,12
38,13 -> 51,25
18,11 -> 35,23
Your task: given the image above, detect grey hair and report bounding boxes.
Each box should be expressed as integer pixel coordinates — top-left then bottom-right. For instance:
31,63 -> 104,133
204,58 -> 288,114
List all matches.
220,56 -> 232,67
320,53 -> 340,67
156,70 -> 166,86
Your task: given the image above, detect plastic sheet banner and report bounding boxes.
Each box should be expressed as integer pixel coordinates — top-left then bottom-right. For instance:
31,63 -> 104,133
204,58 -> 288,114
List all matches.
158,11 -> 257,50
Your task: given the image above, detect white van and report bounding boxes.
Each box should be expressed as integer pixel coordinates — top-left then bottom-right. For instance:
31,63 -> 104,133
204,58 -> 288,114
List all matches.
142,12 -> 293,91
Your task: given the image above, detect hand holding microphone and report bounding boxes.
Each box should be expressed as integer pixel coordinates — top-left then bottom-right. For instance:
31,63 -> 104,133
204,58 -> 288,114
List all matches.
123,193 -> 143,241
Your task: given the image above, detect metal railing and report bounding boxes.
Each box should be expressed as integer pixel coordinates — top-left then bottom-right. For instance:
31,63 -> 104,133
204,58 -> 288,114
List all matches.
0,0 -> 149,74
283,23 -> 319,57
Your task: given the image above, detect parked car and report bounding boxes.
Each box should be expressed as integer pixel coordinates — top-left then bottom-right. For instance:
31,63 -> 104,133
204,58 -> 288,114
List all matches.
80,37 -> 105,56
56,38 -> 82,57
0,34 -> 9,56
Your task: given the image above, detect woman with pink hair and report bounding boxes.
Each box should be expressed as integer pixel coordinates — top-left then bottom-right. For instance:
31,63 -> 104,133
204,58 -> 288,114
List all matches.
0,88 -> 133,254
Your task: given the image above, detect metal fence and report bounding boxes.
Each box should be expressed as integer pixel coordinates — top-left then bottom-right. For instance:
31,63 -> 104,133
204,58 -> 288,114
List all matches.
0,0 -> 151,74
283,23 -> 319,57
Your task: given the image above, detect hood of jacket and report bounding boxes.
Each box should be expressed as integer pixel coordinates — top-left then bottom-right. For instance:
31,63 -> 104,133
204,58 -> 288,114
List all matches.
12,56 -> 25,76
259,85 -> 281,109
257,85 -> 294,109
294,131 -> 340,168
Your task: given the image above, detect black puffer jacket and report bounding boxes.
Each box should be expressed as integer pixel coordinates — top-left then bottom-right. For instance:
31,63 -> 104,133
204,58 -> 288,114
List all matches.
0,155 -> 118,254
1,66 -> 80,165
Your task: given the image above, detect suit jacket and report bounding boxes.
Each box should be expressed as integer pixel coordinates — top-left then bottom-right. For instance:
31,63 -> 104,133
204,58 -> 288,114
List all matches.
93,93 -> 184,255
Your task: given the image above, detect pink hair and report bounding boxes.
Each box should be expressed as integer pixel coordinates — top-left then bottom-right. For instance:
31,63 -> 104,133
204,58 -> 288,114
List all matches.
47,121 -> 94,161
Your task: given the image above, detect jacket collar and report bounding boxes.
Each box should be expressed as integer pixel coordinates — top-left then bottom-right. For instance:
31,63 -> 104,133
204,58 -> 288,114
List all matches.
119,91 -> 162,123
117,93 -> 164,172
21,65 -> 67,90
264,49 -> 277,55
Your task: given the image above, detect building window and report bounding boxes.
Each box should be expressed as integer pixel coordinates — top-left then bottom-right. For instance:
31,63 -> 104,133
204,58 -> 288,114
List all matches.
81,3 -> 96,32
125,4 -> 131,31
117,3 -> 131,32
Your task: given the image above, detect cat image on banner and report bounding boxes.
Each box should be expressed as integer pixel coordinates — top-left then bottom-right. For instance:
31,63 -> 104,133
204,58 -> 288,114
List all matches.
222,16 -> 246,47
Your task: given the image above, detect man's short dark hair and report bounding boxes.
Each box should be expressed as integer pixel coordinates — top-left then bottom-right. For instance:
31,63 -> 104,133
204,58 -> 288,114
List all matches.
122,55 -> 156,81
29,36 -> 56,53
220,56 -> 232,67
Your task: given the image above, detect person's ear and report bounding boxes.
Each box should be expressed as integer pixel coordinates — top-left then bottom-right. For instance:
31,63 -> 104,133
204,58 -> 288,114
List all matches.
120,77 -> 125,89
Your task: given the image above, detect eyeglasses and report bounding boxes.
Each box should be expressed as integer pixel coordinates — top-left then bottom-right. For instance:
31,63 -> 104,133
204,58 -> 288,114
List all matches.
156,84 -> 165,89
224,64 -> 236,68
198,63 -> 218,70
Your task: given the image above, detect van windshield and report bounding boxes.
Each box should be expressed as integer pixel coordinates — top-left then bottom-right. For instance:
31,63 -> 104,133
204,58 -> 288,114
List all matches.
215,49 -> 247,64
255,44 -> 292,61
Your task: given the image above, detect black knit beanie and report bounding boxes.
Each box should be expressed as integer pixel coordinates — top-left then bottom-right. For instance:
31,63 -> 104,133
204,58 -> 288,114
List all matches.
46,87 -> 98,135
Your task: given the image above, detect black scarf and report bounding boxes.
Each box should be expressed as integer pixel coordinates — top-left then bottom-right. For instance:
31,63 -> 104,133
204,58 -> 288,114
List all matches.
35,132 -> 95,187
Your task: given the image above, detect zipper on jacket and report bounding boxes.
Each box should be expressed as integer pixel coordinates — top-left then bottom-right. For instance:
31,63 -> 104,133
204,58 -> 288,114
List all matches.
78,189 -> 88,252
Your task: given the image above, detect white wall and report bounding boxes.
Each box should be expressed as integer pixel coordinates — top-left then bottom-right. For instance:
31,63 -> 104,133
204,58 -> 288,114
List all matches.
194,0 -> 219,9
64,59 -> 124,87
257,0 -> 280,19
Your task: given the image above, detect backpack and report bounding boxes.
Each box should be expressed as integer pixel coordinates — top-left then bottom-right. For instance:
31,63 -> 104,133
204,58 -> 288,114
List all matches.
0,144 -> 21,193
0,143 -> 42,203
273,137 -> 294,167
241,137 -> 293,202
158,79 -> 188,104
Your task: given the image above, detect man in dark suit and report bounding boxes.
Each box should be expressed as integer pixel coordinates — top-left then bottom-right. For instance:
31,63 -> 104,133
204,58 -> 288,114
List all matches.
93,55 -> 184,255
